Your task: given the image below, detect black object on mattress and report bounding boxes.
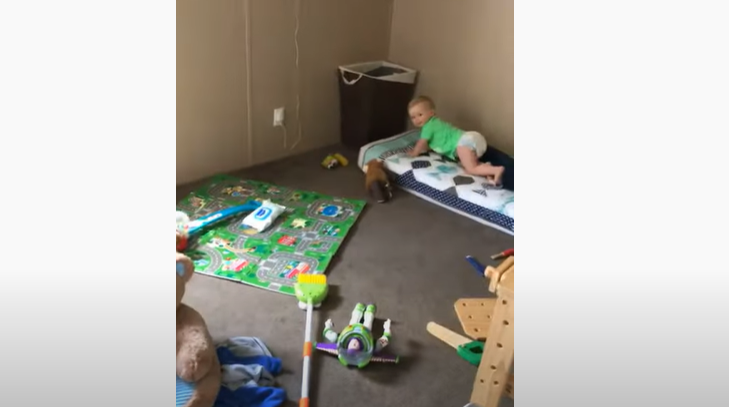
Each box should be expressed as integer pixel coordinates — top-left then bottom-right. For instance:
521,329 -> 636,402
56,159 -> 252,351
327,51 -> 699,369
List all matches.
480,146 -> 514,191
430,146 -> 514,191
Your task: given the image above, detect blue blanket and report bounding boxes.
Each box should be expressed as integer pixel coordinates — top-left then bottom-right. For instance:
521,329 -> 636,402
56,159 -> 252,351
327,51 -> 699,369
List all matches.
177,337 -> 287,407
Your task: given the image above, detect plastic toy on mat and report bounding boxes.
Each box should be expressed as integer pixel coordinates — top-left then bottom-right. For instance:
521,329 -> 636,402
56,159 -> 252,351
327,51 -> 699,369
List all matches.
316,302 -> 399,368
240,200 -> 286,232
176,201 -> 262,251
321,153 -> 349,169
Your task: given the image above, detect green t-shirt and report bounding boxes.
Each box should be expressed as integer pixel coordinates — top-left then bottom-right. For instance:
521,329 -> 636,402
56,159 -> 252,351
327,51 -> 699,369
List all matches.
420,116 -> 463,159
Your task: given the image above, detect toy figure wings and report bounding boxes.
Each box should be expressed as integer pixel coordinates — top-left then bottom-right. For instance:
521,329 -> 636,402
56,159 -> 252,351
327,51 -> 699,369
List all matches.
313,342 -> 399,364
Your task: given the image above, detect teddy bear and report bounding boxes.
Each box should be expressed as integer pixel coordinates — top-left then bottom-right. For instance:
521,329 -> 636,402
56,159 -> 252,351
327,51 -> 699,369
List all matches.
177,250 -> 221,407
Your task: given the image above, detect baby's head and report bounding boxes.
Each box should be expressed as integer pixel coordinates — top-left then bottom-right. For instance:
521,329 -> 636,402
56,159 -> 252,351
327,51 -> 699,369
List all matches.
408,96 -> 436,128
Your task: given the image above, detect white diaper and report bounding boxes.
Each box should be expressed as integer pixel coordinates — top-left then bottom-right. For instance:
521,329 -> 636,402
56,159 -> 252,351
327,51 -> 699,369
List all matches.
457,131 -> 488,157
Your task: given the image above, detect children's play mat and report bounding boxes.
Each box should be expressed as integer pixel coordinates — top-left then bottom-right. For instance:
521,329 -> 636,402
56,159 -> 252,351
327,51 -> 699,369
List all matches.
176,174 -> 366,296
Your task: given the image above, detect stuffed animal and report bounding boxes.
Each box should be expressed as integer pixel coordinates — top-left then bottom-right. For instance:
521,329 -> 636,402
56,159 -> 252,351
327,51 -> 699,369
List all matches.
363,159 -> 393,203
177,250 -> 221,407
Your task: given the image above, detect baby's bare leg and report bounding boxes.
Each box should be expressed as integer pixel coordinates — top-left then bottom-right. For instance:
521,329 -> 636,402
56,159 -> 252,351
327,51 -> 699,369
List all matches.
456,146 -> 505,185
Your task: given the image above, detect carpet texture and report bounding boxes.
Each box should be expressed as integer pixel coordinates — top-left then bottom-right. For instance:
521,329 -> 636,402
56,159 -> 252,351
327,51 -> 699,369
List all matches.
177,145 -> 515,407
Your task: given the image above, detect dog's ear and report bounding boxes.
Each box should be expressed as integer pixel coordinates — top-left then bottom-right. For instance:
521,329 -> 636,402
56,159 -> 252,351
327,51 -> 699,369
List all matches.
364,158 -> 377,173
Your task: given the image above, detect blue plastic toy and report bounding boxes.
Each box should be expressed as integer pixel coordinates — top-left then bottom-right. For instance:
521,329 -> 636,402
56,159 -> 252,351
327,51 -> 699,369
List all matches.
465,255 -> 487,277
186,201 -> 262,235
176,201 -> 262,251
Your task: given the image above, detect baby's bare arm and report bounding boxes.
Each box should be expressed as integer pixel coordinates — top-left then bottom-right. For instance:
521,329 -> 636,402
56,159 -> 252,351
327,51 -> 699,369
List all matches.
409,139 -> 429,156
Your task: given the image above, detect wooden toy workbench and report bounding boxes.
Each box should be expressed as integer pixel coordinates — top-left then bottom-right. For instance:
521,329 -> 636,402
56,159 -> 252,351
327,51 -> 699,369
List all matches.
457,256 -> 515,407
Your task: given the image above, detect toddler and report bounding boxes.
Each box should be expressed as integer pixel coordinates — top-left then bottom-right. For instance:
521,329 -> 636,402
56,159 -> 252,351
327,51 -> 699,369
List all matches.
407,96 -> 504,185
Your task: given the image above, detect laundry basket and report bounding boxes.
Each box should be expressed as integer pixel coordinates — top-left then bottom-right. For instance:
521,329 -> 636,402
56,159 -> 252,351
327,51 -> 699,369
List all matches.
338,61 -> 418,149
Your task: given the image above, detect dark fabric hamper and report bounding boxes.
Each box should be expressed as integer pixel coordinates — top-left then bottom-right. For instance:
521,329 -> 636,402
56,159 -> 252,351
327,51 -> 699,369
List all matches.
338,61 -> 418,149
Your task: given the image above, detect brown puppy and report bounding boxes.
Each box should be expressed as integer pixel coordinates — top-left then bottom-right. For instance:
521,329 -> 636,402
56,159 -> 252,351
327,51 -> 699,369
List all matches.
364,159 -> 393,203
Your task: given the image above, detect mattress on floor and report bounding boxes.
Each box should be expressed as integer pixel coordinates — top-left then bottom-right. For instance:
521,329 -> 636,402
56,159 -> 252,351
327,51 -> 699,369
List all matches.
358,130 -> 514,235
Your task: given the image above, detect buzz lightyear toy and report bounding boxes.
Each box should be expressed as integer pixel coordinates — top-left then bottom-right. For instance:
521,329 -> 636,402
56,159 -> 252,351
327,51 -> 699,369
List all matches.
314,303 -> 399,368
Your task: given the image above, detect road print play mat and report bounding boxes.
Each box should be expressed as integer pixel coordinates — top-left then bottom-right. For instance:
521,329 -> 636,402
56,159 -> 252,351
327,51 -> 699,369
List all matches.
176,174 -> 366,296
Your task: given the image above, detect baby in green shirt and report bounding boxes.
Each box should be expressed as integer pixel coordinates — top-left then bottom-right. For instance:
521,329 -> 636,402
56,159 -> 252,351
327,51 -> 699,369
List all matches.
407,96 -> 504,186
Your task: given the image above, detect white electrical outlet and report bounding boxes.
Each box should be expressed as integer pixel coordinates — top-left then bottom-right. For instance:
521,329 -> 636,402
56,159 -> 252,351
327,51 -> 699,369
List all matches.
273,107 -> 285,126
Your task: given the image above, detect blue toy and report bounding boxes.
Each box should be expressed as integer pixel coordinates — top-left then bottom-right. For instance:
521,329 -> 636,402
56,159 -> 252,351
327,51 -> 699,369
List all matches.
176,376 -> 195,407
465,255 -> 487,277
176,201 -> 262,251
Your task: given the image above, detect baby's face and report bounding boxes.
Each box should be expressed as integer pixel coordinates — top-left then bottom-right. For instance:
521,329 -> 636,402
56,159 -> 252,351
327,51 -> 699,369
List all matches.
409,103 -> 434,128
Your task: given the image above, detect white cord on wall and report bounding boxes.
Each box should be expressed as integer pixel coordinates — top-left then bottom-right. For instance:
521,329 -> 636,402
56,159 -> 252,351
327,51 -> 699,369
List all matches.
294,0 -> 300,68
244,0 -> 254,165
281,123 -> 288,148
290,0 -> 303,150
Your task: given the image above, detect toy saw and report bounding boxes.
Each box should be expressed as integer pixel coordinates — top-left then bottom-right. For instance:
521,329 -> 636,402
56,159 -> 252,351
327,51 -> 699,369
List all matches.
427,322 -> 484,366
427,322 -> 514,399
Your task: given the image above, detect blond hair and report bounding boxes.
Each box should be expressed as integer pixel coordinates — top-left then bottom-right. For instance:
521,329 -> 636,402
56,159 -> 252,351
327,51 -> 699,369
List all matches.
408,95 -> 435,110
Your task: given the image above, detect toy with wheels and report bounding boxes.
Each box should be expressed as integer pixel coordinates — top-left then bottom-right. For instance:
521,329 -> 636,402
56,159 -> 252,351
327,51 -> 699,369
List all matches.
176,201 -> 262,251
321,153 -> 349,169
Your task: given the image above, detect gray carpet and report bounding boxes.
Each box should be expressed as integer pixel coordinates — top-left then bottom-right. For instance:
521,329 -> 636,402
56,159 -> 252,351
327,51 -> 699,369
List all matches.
177,145 -> 514,407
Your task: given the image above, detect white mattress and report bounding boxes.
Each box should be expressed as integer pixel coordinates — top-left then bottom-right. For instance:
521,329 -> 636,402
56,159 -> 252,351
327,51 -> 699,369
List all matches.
358,130 -> 514,235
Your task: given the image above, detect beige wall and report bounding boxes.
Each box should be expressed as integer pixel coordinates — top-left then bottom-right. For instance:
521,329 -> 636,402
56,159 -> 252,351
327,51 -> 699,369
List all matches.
177,0 -> 248,184
389,0 -> 514,155
177,0 -> 393,184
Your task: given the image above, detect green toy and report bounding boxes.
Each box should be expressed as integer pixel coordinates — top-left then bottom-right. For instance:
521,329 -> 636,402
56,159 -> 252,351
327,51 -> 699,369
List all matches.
457,341 -> 485,366
314,303 -> 399,368
176,174 -> 366,297
294,274 -> 330,407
